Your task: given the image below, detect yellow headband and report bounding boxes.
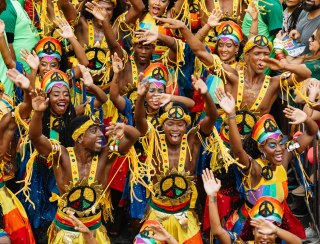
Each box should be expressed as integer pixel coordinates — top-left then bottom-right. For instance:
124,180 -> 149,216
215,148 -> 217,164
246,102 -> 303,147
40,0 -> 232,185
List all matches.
243,35 -> 273,54
159,106 -> 191,126
72,119 -> 96,141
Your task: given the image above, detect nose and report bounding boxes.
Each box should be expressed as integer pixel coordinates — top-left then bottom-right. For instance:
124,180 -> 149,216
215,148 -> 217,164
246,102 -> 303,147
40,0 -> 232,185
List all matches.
221,45 -> 227,51
97,129 -> 103,137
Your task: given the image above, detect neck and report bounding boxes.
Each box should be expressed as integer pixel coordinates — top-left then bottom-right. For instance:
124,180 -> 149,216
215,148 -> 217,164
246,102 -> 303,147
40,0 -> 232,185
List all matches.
73,145 -> 94,165
308,8 -> 320,19
245,68 -> 264,84
165,137 -> 181,150
224,57 -> 237,65
93,18 -> 103,30
286,6 -> 297,12
146,106 -> 159,114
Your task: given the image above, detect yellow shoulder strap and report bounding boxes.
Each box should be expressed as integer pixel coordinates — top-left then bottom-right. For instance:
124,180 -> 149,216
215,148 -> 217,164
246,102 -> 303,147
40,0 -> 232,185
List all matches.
250,75 -> 270,111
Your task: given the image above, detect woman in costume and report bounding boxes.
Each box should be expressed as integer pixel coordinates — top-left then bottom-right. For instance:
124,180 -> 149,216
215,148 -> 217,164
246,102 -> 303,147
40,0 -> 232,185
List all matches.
214,88 -> 318,240
202,168 -> 302,244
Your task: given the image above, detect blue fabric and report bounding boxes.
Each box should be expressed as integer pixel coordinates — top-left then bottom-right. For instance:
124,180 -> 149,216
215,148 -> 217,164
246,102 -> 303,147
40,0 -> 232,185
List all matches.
130,182 -> 148,219
120,96 -> 133,125
17,153 -> 59,228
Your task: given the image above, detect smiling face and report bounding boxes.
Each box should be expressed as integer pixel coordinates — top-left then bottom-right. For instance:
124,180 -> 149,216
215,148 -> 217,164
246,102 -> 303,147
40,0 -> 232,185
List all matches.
39,58 -> 60,78
245,46 -> 271,74
148,0 -> 170,16
253,226 -> 277,244
133,43 -> 154,65
163,119 -> 187,145
217,39 -> 239,61
81,125 -> 103,152
259,136 -> 285,166
146,83 -> 165,111
49,85 -> 70,115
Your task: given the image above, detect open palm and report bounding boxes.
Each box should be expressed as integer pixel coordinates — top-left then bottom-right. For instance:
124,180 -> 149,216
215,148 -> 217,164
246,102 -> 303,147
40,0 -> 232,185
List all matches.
202,168 -> 221,196
214,88 -> 235,114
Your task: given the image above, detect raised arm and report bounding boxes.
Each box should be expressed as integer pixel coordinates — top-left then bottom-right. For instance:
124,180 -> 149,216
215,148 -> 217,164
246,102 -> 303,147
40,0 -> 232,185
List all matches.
55,18 -> 89,72
215,88 -> 250,168
134,74 -> 150,136
58,0 -> 79,24
282,105 -> 318,169
195,10 -> 223,41
202,169 -> 232,244
153,93 -> 195,110
193,75 -> 218,135
263,57 -> 312,85
29,89 -> 55,157
123,0 -> 144,25
0,20 -> 15,69
77,64 -> 108,110
246,1 -> 259,39
86,2 -> 123,58
19,49 -> 39,89
6,69 -> 33,119
168,0 -> 185,18
110,53 -> 126,111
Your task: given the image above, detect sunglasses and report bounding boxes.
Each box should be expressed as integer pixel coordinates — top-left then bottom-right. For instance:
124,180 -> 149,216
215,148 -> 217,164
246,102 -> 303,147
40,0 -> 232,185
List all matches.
310,34 -> 316,42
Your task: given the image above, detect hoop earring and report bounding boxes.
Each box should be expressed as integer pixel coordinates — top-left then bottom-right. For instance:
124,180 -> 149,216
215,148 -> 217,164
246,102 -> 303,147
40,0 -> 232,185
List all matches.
261,152 -> 266,160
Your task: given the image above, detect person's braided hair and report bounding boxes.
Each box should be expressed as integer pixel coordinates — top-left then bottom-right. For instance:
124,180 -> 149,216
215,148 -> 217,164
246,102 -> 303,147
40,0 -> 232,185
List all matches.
287,3 -> 303,33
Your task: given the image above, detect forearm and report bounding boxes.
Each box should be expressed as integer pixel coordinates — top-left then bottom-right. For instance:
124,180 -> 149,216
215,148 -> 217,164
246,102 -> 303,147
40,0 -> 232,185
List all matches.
83,232 -> 99,244
195,23 -> 211,41
102,19 -> 123,57
208,194 -> 225,235
203,91 -> 218,122
124,0 -> 145,24
134,95 -> 148,135
27,69 -> 38,89
181,26 -> 214,67
276,227 -> 302,244
205,0 -> 214,12
58,0 -> 78,23
88,84 -> 108,105
228,112 -> 247,160
110,72 -> 126,111
0,34 -> 15,69
29,111 -> 43,140
304,117 -> 318,137
68,37 -> 89,66
287,64 -> 312,83
19,88 -> 33,119
248,17 -> 258,39
171,95 -> 195,109
157,34 -> 177,52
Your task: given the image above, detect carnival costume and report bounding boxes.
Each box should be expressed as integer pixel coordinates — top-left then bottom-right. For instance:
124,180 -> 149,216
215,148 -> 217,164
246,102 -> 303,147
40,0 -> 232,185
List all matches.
0,87 -> 36,243
224,115 -> 306,240
17,70 -> 70,230
135,106 -> 203,244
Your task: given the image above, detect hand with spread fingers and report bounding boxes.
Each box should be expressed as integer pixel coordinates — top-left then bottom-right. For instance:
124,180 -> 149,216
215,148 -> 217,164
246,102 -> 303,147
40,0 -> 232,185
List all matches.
6,69 -> 30,90
20,49 -> 40,71
135,29 -> 158,45
147,223 -> 179,244
202,168 -> 221,197
192,74 -> 208,95
111,52 -> 124,74
245,1 -> 259,21
262,56 -> 285,70
105,122 -> 125,141
207,10 -> 223,28
78,64 -> 94,88
137,73 -> 150,96
283,105 -> 307,124
55,18 -> 74,39
307,78 -> 320,102
85,2 -> 108,21
250,219 -> 277,235
152,93 -> 171,107
214,88 -> 236,115
154,16 -> 186,30
31,89 -> 49,112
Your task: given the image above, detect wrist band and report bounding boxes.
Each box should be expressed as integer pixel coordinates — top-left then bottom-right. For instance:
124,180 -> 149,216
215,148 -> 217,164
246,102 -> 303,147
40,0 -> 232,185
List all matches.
275,53 -> 286,60
228,113 -> 236,119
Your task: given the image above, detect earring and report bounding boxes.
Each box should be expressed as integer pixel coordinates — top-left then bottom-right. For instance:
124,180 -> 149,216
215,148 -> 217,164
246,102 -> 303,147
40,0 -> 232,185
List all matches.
261,152 -> 266,160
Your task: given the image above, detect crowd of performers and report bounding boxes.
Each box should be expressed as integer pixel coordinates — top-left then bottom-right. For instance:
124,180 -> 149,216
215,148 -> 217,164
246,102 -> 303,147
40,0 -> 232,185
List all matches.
0,0 -> 319,243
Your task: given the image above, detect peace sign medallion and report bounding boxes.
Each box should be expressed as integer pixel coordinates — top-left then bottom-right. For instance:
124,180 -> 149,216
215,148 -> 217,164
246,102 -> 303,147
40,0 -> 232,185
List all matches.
43,41 -> 57,55
67,186 -> 96,212
151,67 -> 165,81
160,174 -> 188,199
258,200 -> 275,217
261,165 -> 273,180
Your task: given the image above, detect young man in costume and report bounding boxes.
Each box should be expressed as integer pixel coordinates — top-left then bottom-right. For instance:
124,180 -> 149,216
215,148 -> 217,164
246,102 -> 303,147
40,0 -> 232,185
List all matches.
133,74 -> 218,243
29,90 -> 140,243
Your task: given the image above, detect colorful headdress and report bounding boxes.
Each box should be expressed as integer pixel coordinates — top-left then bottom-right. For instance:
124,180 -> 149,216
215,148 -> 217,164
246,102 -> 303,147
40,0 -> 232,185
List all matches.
243,35 -> 273,54
71,114 -> 101,141
159,106 -> 191,126
41,69 -> 70,93
251,114 -> 282,145
134,220 -> 159,244
249,197 -> 284,225
216,21 -> 244,45
144,63 -> 168,87
35,37 -> 62,61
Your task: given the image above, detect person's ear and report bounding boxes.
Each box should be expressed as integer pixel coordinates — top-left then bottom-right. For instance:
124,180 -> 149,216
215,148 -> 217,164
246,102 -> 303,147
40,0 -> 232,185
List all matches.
77,134 -> 84,144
